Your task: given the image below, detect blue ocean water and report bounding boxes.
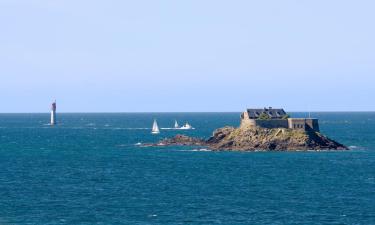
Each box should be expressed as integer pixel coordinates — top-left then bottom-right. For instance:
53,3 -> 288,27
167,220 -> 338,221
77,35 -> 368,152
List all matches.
0,112 -> 374,224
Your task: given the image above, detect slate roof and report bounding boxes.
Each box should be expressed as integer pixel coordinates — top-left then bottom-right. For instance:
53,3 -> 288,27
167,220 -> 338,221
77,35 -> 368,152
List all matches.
246,108 -> 287,119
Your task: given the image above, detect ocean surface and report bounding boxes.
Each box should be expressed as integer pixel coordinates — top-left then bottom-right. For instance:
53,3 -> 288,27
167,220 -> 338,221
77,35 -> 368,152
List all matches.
0,112 -> 374,224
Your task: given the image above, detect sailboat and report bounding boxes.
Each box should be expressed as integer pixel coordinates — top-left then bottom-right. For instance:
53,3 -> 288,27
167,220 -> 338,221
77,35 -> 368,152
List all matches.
151,119 -> 160,134
174,120 -> 179,129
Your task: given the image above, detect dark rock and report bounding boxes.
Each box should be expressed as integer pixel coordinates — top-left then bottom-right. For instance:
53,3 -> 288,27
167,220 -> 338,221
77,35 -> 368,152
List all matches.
153,134 -> 206,146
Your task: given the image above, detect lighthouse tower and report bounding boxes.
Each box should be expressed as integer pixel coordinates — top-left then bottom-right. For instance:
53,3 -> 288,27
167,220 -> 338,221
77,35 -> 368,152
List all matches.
50,101 -> 56,125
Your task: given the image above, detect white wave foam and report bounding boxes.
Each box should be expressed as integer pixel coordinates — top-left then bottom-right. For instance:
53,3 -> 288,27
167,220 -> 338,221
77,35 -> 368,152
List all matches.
181,148 -> 211,152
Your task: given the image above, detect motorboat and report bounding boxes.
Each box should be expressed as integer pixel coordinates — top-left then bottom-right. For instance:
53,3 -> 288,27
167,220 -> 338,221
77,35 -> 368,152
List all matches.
180,122 -> 194,130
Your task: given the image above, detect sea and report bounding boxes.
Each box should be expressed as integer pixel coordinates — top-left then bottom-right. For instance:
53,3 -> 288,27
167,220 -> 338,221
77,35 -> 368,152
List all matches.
0,112 -> 374,224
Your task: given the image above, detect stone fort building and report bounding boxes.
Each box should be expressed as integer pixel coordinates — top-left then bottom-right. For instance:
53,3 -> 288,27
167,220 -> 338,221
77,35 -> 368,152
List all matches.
240,107 -> 320,132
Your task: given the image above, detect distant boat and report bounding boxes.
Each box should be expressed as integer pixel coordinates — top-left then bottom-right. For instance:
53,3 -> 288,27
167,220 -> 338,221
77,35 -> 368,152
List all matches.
180,122 -> 194,130
151,119 -> 160,134
174,120 -> 179,129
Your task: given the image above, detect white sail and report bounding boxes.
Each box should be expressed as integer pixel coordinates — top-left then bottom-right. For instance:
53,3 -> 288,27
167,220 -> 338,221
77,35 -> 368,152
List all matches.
151,119 -> 160,134
174,120 -> 179,128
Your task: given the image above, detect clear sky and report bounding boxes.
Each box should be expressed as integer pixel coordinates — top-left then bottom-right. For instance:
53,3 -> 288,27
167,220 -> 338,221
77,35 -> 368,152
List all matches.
0,0 -> 374,112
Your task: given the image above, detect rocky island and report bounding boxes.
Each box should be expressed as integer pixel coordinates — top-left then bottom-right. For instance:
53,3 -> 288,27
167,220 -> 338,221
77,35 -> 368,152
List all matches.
151,126 -> 347,151
145,108 -> 348,151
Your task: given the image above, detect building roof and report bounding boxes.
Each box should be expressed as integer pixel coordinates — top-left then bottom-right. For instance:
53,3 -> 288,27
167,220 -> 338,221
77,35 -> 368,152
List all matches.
246,107 -> 286,119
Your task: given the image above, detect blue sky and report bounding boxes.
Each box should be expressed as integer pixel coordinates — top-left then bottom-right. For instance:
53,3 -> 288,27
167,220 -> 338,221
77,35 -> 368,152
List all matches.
0,0 -> 374,112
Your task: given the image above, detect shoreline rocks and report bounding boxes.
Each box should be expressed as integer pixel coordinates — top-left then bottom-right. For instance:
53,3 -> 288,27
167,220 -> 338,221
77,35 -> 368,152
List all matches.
144,126 -> 348,151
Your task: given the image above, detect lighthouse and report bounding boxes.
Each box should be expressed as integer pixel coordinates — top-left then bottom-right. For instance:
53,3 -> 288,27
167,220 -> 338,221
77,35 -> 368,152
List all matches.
50,101 -> 56,125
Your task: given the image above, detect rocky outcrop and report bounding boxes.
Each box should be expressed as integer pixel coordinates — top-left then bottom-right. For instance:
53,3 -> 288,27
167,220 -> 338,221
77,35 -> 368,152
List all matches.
146,126 -> 348,151
206,126 -> 347,151
156,134 -> 206,146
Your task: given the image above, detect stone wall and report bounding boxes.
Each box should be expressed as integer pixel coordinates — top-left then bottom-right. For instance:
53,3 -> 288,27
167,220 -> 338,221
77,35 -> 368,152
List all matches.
288,118 -> 306,130
240,112 -> 256,128
305,119 -> 320,132
288,118 -> 320,132
255,119 -> 289,129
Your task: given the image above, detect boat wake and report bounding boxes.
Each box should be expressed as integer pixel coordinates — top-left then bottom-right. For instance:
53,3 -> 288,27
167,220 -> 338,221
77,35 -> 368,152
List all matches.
160,127 -> 195,130
180,148 -> 211,152
112,128 -> 150,130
